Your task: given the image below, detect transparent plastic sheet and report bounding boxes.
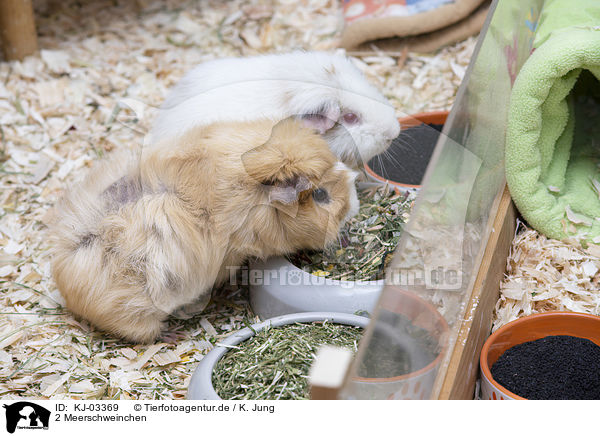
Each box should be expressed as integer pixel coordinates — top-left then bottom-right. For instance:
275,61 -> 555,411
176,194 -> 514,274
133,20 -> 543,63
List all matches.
339,0 -> 545,400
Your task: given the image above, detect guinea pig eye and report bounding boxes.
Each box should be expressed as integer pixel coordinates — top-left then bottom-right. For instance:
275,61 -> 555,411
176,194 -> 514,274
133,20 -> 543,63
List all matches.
312,188 -> 330,203
342,112 -> 359,125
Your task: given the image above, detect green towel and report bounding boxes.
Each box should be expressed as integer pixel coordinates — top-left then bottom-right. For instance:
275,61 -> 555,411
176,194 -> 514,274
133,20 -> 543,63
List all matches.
505,0 -> 600,242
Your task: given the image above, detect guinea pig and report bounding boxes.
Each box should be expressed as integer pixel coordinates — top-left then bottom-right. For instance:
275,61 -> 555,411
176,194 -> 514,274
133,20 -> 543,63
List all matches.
147,51 -> 400,168
49,118 -> 359,343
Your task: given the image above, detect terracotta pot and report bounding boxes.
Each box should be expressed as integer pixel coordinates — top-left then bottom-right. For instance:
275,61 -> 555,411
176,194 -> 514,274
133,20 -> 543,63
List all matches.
347,287 -> 449,400
364,110 -> 449,192
479,311 -> 600,400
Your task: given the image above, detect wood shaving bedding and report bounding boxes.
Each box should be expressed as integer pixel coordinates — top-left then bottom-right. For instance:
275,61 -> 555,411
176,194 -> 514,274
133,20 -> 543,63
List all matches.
0,0 -> 475,399
493,220 -> 600,331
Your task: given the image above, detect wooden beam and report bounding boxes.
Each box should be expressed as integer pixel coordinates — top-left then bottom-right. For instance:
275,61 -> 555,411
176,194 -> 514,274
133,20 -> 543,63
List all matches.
0,0 -> 38,61
309,346 -> 353,400
437,184 -> 517,399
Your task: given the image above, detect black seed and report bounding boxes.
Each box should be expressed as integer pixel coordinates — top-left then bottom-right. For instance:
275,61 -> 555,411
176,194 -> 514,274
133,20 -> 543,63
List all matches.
491,335 -> 600,400
367,123 -> 443,186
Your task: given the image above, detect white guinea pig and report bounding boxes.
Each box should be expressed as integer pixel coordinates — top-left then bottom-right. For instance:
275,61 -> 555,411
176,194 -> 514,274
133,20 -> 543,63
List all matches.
148,51 -> 400,168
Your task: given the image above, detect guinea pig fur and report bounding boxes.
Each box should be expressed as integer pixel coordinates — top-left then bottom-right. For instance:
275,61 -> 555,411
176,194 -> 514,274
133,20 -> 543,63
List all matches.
49,118 -> 359,343
148,51 -> 400,168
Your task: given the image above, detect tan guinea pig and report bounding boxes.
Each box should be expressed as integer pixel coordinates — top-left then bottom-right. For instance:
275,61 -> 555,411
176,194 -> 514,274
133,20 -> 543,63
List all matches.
49,118 -> 359,343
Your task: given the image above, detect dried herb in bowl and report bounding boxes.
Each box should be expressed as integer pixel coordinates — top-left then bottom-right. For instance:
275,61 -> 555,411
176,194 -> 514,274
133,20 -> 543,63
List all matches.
288,184 -> 415,281
212,322 -> 363,400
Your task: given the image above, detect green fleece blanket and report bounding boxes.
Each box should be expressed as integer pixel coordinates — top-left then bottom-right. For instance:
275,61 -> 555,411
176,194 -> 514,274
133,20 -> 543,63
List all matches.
505,0 -> 600,242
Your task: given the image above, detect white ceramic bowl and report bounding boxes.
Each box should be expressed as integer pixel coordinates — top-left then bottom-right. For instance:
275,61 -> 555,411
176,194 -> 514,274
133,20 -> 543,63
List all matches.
248,256 -> 384,319
187,312 -> 369,400
248,181 -> 407,319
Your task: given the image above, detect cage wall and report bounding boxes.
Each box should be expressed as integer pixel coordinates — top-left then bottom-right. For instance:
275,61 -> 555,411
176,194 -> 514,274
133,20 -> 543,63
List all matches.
339,0 -> 546,400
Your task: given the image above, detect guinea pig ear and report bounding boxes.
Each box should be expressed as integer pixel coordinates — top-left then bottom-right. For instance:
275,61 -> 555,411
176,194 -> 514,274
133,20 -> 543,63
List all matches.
300,103 -> 341,134
268,175 -> 311,205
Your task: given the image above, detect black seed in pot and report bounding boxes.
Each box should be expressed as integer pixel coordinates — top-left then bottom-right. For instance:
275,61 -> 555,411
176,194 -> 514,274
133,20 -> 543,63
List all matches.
367,123 -> 443,186
490,335 -> 600,400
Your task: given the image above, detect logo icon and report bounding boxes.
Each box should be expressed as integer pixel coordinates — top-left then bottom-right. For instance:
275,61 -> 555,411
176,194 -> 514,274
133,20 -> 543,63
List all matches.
3,402 -> 50,434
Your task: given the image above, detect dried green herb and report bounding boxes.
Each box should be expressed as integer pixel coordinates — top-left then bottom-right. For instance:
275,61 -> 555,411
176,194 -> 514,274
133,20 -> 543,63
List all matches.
212,322 -> 363,400
289,184 -> 415,281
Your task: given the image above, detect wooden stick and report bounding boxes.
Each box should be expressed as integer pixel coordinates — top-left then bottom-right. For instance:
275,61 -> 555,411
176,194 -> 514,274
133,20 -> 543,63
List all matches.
0,0 -> 38,61
435,185 -> 517,399
397,46 -> 409,69
309,345 -> 353,400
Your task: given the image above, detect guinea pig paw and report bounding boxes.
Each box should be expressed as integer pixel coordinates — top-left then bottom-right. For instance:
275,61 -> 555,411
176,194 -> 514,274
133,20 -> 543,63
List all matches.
159,330 -> 187,344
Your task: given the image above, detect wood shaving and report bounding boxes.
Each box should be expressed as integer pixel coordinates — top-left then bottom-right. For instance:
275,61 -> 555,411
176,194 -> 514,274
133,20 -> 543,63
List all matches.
565,205 -> 593,227
0,0 -> 475,399
493,221 -> 600,331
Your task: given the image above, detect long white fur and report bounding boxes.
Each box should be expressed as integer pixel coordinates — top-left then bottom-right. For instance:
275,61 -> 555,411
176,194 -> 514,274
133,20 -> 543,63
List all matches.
148,51 -> 400,166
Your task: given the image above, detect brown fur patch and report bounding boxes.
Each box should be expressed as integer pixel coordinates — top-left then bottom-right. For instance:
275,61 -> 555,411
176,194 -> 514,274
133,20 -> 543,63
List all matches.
49,119 -> 356,343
